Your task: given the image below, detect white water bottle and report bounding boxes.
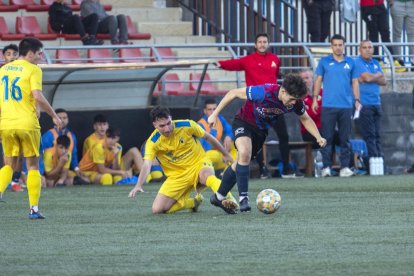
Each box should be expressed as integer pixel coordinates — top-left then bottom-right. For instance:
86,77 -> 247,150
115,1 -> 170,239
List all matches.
378,157 -> 384,176
369,157 -> 377,175
314,159 -> 323,178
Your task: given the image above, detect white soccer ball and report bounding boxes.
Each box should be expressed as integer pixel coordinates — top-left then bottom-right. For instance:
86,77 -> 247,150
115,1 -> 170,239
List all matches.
256,189 -> 281,214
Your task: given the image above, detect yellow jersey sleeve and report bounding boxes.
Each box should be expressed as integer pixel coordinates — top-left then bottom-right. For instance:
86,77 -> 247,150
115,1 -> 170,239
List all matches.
43,150 -> 54,173
144,131 -> 158,161
30,65 -> 42,91
189,120 -> 206,138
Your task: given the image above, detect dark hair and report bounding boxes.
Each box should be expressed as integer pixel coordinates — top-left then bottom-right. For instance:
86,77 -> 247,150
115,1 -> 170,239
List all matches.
18,37 -> 43,57
255,33 -> 269,43
55,108 -> 67,114
204,98 -> 216,107
56,135 -> 70,149
106,128 -> 121,139
2,44 -> 18,55
150,106 -> 171,122
330,34 -> 345,44
282,73 -> 308,99
93,114 -> 107,124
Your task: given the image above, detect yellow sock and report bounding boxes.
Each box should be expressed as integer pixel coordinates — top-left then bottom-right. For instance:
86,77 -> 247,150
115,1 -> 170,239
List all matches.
206,174 -> 235,200
206,175 -> 221,192
113,175 -> 122,184
166,198 -> 194,214
145,174 -> 152,183
100,173 -> 113,185
0,165 -> 13,193
27,170 -> 41,207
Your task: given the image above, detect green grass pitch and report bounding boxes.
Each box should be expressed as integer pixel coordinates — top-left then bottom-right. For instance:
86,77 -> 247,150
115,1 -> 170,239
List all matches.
1,175 -> 414,275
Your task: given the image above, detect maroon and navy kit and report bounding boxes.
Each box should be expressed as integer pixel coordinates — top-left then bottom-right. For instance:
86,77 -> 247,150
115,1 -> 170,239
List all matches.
236,83 -> 305,131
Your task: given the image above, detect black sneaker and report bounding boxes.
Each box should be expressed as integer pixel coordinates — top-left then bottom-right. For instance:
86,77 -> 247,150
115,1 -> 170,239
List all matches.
28,209 -> 45,220
259,166 -> 270,180
210,194 -> 237,214
281,167 -> 304,179
239,197 -> 251,212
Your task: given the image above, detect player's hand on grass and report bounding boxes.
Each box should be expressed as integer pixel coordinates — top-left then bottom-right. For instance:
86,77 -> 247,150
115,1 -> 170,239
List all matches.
317,137 -> 327,148
129,186 -> 144,198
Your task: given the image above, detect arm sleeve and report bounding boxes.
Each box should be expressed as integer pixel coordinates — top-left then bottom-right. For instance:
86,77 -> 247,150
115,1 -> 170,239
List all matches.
30,66 -> 42,91
218,58 -> 244,71
41,132 -> 54,150
144,137 -> 157,160
189,120 -> 206,138
91,144 -> 105,165
351,60 -> 360,79
70,133 -> 79,169
315,59 -> 325,77
246,85 -> 265,103
294,100 -> 306,116
219,116 -> 233,139
197,122 -> 212,151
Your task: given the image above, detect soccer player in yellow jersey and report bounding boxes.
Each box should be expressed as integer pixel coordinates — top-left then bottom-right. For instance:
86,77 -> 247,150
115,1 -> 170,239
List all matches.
0,37 -> 62,219
79,128 -> 131,185
44,135 -> 74,188
82,114 -> 108,155
128,106 -> 238,214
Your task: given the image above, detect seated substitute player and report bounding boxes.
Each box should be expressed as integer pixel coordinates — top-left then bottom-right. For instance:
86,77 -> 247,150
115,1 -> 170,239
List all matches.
44,135 -> 74,187
79,128 -> 133,185
198,98 -> 237,172
128,106 -> 238,214
83,114 -> 143,175
208,73 -> 327,214
0,37 -> 63,219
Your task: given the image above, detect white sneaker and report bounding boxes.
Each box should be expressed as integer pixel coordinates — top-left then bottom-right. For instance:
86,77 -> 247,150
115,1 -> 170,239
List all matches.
321,167 -> 331,177
339,167 -> 354,177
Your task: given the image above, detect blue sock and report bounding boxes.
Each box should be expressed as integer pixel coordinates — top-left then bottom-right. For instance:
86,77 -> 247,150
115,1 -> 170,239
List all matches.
12,171 -> 21,183
217,166 -> 236,196
236,164 -> 250,197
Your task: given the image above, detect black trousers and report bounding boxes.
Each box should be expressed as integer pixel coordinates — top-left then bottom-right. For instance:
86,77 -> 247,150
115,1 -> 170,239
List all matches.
61,13 -> 99,38
303,0 -> 333,42
361,4 -> 394,57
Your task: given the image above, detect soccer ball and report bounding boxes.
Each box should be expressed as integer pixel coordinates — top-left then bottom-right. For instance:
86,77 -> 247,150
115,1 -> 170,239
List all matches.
256,189 -> 281,214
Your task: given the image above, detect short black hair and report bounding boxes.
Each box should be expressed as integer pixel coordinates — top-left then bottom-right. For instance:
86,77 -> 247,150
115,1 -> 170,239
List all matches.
204,98 -> 216,107
93,114 -> 107,124
255,33 -> 269,43
18,37 -> 43,57
2,44 -> 18,55
56,135 -> 70,149
106,128 -> 120,139
55,108 -> 67,114
330,34 -> 345,44
281,73 -> 307,99
150,106 -> 171,122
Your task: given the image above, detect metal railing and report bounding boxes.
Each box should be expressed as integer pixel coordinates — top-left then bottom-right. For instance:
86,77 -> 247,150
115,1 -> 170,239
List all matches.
38,42 -> 414,93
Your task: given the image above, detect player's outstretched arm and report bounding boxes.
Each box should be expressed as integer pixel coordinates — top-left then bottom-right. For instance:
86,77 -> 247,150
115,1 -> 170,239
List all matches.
299,111 -> 327,148
128,159 -> 152,197
207,87 -> 246,126
32,90 -> 62,128
203,132 -> 233,164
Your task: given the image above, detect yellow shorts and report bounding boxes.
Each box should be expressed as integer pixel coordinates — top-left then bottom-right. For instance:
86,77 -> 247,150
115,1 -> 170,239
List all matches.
1,129 -> 40,157
83,171 -> 99,183
205,146 -> 237,171
158,156 -> 213,201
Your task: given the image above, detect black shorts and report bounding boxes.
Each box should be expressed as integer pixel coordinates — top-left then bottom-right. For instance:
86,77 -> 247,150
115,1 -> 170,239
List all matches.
232,118 -> 268,159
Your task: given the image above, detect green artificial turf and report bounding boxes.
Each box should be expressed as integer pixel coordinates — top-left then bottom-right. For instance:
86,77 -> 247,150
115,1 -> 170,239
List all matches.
1,175 -> 414,275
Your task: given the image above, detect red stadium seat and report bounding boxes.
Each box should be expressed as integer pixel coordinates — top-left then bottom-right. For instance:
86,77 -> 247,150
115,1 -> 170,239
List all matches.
189,73 -> 227,95
56,49 -> 83,64
150,47 -> 177,62
16,16 -> 58,40
0,17 -> 25,40
158,73 -> 195,96
118,48 -> 147,63
126,16 -> 151,40
41,0 -> 70,4
0,2 -> 19,12
11,0 -> 48,11
87,49 -> 115,63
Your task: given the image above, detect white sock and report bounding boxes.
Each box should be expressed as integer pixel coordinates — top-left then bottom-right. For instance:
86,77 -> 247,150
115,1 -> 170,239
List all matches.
239,196 -> 248,202
31,206 -> 39,212
216,193 -> 225,201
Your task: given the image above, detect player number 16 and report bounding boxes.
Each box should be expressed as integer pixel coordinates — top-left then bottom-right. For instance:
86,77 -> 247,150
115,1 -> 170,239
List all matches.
2,75 -> 22,101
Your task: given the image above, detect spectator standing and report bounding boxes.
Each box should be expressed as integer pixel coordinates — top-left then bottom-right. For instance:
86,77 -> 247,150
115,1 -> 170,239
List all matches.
390,0 -> 414,68
80,0 -> 129,45
197,99 -> 236,172
360,0 -> 406,72
215,33 -> 297,178
354,40 -> 386,170
49,0 -> 103,45
302,0 -> 334,42
312,34 -> 361,177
